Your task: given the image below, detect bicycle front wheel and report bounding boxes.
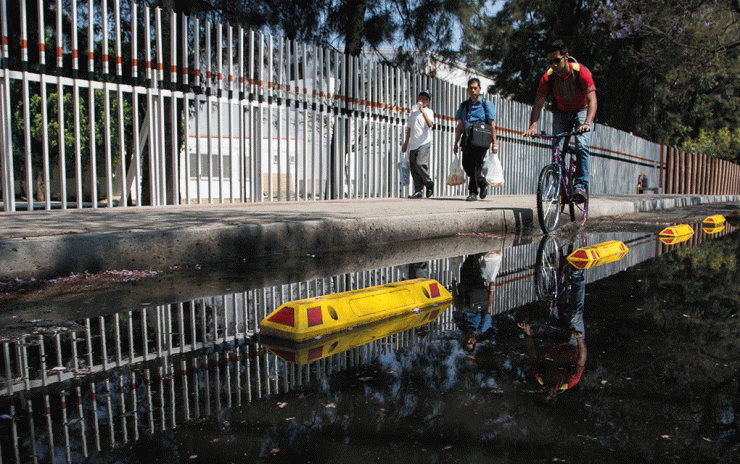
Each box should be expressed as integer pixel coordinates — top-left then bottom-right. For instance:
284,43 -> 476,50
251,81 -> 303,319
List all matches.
534,235 -> 561,301
536,164 -> 561,233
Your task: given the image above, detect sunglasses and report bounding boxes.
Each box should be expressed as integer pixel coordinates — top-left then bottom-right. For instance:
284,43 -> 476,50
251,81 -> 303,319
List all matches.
548,56 -> 564,65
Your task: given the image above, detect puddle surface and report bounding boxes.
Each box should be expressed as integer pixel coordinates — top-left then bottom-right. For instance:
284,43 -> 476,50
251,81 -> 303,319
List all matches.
0,221 -> 739,463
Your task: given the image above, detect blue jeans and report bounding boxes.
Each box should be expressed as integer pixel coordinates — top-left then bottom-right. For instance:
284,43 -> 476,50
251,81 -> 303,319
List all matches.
553,109 -> 590,191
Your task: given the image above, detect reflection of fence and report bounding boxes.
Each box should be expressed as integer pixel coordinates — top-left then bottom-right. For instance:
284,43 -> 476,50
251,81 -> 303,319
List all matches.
0,224 -> 737,461
2,1 -> 738,213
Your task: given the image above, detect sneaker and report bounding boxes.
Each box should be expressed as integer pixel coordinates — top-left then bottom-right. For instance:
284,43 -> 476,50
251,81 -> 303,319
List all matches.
479,185 -> 488,199
409,191 -> 423,199
466,193 -> 477,202
426,182 -> 434,198
573,188 -> 587,204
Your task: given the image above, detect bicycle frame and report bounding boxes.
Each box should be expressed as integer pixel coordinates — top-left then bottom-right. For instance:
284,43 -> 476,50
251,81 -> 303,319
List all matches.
549,132 -> 577,202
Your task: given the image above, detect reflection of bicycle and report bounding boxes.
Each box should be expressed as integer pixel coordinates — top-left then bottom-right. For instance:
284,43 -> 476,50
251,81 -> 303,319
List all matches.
534,235 -> 583,310
534,131 -> 589,234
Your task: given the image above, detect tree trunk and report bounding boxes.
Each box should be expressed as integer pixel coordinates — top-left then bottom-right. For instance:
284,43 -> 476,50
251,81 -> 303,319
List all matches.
342,0 -> 367,56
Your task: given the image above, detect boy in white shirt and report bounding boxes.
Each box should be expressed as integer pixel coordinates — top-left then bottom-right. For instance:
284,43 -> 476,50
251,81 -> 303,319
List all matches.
402,90 -> 435,198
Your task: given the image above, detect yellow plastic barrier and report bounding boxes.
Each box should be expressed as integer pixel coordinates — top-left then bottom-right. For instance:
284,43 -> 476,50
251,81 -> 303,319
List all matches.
702,215 -> 725,226
258,278 -> 452,342
262,303 -> 451,364
659,224 -> 694,238
702,224 -> 725,235
566,240 -> 629,270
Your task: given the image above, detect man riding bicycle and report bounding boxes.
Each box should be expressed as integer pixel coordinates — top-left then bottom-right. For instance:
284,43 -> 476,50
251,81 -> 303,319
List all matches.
523,40 -> 597,204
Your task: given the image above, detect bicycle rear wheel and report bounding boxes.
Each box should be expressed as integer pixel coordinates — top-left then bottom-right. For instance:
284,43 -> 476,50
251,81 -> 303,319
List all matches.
569,185 -> 588,227
536,164 -> 561,233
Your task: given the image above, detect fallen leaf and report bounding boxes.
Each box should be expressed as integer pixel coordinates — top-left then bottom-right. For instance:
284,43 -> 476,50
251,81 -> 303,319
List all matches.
702,437 -> 713,442
443,445 -> 452,450
285,417 -> 295,421
322,402 -> 336,409
270,449 -> 280,455
661,435 -> 671,439
277,402 -> 288,408
358,377 -> 373,381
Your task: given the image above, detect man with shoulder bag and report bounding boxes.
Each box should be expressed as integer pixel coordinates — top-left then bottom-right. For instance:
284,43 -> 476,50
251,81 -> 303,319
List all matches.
453,78 -> 498,201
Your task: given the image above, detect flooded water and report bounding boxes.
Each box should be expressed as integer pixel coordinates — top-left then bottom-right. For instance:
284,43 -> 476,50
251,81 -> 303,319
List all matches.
1,215 -> 739,463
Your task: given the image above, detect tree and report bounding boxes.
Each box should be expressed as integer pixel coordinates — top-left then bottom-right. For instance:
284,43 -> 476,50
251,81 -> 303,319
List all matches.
12,86 -> 132,202
472,0 -> 740,162
594,0 -> 740,156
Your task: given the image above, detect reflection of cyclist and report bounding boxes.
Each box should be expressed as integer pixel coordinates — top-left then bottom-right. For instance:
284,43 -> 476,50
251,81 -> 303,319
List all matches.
517,267 -> 586,402
451,252 -> 501,352
523,39 -> 597,204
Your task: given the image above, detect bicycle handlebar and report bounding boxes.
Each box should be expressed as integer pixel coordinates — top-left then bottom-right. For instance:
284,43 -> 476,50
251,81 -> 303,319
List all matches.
530,130 -> 584,140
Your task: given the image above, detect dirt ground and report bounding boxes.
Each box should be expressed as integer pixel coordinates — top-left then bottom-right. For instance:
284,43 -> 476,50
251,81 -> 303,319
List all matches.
0,269 -> 163,306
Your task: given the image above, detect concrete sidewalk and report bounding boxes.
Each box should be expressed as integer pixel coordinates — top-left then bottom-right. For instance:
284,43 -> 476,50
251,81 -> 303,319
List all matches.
2,193 -> 739,281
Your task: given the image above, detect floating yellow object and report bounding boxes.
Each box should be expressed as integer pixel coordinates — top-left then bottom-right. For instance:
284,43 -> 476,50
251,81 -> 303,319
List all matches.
702,215 -> 725,226
258,278 -> 452,342
659,224 -> 694,238
566,240 -> 629,270
702,224 -> 725,235
262,303 -> 450,364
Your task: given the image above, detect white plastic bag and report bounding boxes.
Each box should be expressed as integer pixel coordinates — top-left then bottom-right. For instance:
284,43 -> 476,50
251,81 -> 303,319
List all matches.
482,153 -> 504,187
446,155 -> 466,186
480,250 -> 502,285
397,152 -> 410,186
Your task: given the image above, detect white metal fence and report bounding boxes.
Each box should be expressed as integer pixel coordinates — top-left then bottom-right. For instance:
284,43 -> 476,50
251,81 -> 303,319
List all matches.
0,0 -> 736,213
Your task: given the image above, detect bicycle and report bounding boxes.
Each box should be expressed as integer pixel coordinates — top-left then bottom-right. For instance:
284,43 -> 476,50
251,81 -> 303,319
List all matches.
533,131 -> 589,234
533,234 -> 585,316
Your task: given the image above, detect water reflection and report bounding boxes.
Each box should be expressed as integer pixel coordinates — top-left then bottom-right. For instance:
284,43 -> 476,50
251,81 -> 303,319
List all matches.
261,303 -> 451,365
451,251 -> 501,352
518,236 -> 587,402
0,221 -> 737,462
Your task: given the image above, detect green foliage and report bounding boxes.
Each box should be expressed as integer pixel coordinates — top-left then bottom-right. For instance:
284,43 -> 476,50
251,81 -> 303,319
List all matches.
682,127 -> 740,160
471,0 -> 740,158
12,87 -> 133,179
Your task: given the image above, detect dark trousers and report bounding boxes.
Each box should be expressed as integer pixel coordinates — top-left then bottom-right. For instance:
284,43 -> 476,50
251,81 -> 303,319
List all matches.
462,146 -> 488,194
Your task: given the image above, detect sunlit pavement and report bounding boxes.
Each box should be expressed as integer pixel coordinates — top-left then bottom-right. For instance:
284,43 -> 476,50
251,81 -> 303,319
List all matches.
1,193 -> 739,281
